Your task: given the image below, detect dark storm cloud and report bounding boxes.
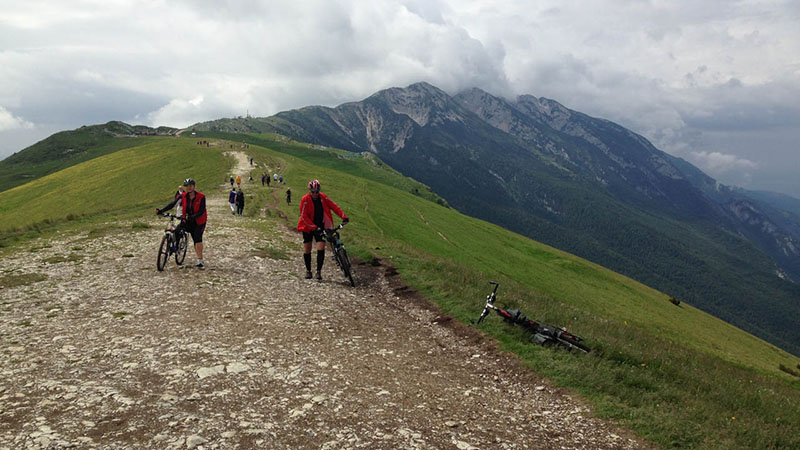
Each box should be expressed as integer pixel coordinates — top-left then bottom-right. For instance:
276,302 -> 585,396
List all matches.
15,80 -> 167,127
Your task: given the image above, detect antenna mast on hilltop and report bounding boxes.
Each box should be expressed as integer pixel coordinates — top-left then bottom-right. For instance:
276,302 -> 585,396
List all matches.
246,109 -> 251,119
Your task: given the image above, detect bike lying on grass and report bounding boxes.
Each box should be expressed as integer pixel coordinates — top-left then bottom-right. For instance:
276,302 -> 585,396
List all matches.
156,213 -> 188,271
474,281 -> 591,353
325,223 -> 355,287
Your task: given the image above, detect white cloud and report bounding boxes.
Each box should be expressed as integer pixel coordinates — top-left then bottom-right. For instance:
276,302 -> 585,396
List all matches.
690,150 -> 758,175
145,96 -> 207,129
0,0 -> 798,195
0,106 -> 34,132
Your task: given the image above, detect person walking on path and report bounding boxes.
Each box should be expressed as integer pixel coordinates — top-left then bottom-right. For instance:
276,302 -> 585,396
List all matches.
236,188 -> 245,216
261,173 -> 265,186
297,179 -> 348,280
174,186 -> 185,217
279,175 -> 284,184
229,176 -> 234,187
156,178 -> 207,268
286,188 -> 292,205
235,175 -> 242,187
266,174 -> 271,187
228,187 -> 237,215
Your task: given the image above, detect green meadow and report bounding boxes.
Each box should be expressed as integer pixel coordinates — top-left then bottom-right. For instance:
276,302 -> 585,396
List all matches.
0,138 -> 229,245
1,133 -> 799,448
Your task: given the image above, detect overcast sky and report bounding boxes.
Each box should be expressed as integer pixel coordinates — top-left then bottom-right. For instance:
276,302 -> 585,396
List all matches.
1,0 -> 798,196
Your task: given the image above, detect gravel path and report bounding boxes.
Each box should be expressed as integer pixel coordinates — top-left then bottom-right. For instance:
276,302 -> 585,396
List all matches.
0,153 -> 649,449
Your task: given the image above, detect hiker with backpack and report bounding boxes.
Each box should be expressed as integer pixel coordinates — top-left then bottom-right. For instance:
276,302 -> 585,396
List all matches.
236,188 -> 245,216
228,187 -> 237,215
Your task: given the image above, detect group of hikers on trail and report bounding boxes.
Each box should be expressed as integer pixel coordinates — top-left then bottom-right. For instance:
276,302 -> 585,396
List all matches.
155,177 -> 347,279
228,162 -> 291,206
228,186 -> 246,216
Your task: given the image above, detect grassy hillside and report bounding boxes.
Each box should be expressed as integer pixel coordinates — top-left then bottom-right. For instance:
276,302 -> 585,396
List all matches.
0,121 -> 177,193
233,133 -> 800,449
1,133 -> 798,448
0,138 -> 229,244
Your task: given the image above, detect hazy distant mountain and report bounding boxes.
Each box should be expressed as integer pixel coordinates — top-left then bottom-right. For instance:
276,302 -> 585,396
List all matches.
193,82 -> 800,355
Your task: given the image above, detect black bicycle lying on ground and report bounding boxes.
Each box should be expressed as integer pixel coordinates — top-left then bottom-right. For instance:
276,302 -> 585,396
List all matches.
157,213 -> 188,271
475,281 -> 590,353
325,223 -> 355,287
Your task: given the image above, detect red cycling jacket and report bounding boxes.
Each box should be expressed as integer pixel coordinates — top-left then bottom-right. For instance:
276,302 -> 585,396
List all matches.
181,191 -> 207,225
297,192 -> 347,233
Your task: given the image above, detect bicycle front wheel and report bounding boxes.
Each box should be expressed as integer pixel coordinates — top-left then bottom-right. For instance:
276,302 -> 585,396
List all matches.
338,247 -> 355,287
175,232 -> 188,265
157,235 -> 169,271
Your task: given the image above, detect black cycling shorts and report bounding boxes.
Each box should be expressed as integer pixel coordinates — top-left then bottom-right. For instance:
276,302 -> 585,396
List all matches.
302,230 -> 326,243
190,224 -> 205,243
178,221 -> 205,244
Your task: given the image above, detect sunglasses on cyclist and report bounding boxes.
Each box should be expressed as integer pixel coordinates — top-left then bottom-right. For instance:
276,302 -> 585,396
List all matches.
310,189 -> 320,193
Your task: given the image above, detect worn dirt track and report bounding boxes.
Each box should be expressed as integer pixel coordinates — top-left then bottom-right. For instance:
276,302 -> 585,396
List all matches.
0,153 -> 649,449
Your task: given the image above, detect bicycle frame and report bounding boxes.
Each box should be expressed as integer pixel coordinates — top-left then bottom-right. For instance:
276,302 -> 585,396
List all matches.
475,281 -> 590,353
326,226 -> 343,250
162,215 -> 183,250
325,224 -> 348,261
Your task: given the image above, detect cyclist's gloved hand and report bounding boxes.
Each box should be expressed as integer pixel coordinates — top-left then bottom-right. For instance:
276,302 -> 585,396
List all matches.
342,217 -> 349,224
155,208 -> 162,215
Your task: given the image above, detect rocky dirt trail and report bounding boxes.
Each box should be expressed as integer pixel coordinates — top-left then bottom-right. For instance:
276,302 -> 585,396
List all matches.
0,153 -> 649,449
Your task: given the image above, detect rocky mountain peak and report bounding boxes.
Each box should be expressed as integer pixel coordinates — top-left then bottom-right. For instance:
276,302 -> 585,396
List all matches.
454,87 -> 509,116
453,88 -> 535,138
370,82 -> 460,127
514,95 -> 572,130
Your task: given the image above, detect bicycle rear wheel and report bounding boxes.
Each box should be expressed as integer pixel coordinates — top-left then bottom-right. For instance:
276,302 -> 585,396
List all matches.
559,336 -> 591,353
175,232 -> 188,265
157,234 -> 169,271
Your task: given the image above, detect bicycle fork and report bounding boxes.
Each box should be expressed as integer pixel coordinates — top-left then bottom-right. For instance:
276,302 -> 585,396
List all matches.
330,244 -> 342,268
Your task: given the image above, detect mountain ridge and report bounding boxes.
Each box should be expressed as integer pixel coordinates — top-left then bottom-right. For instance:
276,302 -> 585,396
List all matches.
2,83 -> 796,355
192,82 -> 800,356
0,121 -> 177,192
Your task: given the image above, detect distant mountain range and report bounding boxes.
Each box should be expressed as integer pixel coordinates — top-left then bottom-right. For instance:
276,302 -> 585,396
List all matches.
192,82 -> 800,355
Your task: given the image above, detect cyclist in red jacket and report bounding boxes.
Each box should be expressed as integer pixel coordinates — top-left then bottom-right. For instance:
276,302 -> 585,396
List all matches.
157,178 -> 207,268
297,179 -> 348,279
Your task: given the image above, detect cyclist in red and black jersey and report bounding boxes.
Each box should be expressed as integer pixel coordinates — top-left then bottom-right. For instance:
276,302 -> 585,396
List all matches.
156,178 -> 207,268
297,179 -> 348,279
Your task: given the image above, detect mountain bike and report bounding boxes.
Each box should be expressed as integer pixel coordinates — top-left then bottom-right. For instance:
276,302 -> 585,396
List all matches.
325,223 -> 355,287
475,281 -> 590,353
156,213 -> 188,271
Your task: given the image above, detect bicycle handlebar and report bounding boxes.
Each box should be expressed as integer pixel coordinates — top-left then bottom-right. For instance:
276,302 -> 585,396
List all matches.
476,281 -> 500,324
